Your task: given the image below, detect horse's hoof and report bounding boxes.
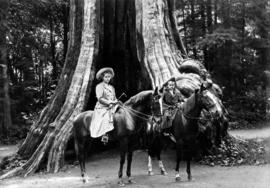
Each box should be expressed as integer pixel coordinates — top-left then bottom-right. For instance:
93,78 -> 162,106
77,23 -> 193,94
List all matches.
148,171 -> 154,176
82,178 -> 89,184
161,170 -> 168,176
128,178 -> 136,184
188,175 -> 193,181
175,176 -> 181,182
118,180 -> 125,187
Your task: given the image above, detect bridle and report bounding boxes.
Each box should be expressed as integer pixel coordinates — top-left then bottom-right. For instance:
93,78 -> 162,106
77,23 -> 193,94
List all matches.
182,91 -> 218,121
118,94 -> 162,122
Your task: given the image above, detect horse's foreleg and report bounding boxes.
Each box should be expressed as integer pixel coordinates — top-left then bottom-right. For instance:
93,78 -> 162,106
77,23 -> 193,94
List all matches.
175,149 -> 181,182
186,160 -> 192,181
147,155 -> 154,176
126,150 -> 136,184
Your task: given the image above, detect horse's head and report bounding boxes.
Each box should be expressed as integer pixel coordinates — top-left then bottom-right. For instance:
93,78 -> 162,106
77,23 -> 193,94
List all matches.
196,84 -> 224,118
193,85 -> 209,109
184,84 -> 221,120
195,84 -> 229,137
124,87 -> 162,125
149,87 -> 163,127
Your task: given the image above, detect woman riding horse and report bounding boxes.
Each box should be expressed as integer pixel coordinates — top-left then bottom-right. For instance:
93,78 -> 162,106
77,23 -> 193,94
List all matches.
73,87 -> 162,186
90,67 -> 118,144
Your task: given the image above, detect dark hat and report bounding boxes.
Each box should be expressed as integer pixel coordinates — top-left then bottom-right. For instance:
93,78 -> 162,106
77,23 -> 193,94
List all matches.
163,77 -> 176,86
96,67 -> 114,80
160,77 -> 176,91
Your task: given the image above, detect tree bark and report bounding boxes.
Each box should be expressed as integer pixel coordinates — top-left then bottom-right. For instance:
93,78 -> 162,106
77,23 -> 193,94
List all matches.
135,0 -> 186,87
0,0 -> 12,138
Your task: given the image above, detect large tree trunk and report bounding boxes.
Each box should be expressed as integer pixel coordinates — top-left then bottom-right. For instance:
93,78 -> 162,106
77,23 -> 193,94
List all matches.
1,0 -> 226,179
0,0 -> 12,138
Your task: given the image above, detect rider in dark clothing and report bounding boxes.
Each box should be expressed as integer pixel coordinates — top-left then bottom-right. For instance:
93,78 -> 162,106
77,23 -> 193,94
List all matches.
161,77 -> 185,129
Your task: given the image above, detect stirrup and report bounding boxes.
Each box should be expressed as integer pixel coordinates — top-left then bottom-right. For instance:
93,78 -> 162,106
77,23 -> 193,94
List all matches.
101,134 -> 109,145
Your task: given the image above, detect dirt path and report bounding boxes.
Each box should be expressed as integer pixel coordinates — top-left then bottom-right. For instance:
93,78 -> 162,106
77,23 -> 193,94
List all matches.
229,122 -> 270,139
0,145 -> 18,162
1,124 -> 270,188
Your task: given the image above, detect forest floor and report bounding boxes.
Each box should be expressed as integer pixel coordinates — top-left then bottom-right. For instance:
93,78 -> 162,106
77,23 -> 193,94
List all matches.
0,122 -> 270,188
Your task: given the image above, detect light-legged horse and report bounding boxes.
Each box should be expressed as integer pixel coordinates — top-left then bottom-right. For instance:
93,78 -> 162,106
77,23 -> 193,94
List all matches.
73,88 -> 162,186
146,85 -> 222,181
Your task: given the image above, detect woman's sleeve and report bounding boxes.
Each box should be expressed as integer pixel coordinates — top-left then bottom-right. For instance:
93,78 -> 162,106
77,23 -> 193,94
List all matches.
95,84 -> 103,99
163,92 -> 169,104
112,86 -> 116,100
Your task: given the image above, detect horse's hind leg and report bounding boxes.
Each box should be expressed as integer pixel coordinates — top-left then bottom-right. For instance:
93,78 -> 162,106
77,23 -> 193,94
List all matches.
186,159 -> 192,181
175,145 -> 182,182
118,138 -> 127,186
159,160 -> 167,175
147,155 -> 154,175
75,135 -> 91,183
158,155 -> 167,175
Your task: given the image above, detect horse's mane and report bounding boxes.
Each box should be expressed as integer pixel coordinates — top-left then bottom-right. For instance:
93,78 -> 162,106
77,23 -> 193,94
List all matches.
204,90 -> 223,115
124,90 -> 153,106
115,90 -> 153,132
115,101 -> 135,131
182,92 -> 196,114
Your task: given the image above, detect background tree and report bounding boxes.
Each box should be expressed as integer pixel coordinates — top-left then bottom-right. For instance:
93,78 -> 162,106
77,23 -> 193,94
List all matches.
0,0 -> 12,139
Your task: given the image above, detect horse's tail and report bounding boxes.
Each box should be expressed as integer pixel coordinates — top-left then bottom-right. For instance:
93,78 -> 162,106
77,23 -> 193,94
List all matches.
73,117 -> 79,161
74,131 -> 79,161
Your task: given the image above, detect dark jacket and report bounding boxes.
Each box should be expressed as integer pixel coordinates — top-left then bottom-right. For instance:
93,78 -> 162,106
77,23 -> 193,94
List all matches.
163,89 -> 184,107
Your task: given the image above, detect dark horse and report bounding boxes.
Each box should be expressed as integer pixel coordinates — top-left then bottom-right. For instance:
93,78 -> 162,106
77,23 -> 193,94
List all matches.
147,85 -> 220,181
73,88 -> 162,186
173,85 -> 220,181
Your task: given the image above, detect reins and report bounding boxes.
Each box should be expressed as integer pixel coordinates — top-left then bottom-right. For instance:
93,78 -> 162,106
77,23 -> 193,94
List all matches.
183,112 -> 213,121
171,105 -> 215,121
118,103 -> 152,121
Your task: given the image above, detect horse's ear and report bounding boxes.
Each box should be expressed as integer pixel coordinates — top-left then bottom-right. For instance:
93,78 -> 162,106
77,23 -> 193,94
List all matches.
159,86 -> 164,94
153,86 -> 159,96
154,86 -> 158,94
154,86 -> 162,98
200,83 -> 205,91
195,87 -> 200,93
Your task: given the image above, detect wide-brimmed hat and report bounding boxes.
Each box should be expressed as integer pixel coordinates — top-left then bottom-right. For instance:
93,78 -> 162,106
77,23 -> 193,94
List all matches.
96,67 -> 114,80
159,77 -> 176,92
163,77 -> 176,86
